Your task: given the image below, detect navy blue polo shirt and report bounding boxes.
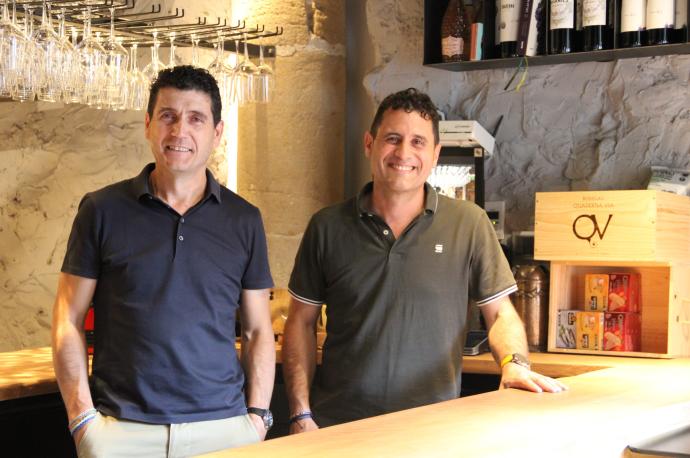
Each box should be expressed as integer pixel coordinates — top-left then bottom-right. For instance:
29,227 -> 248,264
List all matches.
61,163 -> 273,423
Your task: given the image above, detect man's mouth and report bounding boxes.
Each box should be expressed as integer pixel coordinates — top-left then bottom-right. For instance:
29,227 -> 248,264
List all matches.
390,164 -> 415,172
165,145 -> 192,153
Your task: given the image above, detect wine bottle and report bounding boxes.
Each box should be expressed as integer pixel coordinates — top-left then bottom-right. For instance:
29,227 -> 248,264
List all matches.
582,0 -> 613,50
441,0 -> 472,62
550,0 -> 577,53
646,0 -> 674,45
620,0 -> 646,46
500,0 -> 520,56
470,0 -> 486,60
674,0 -> 687,42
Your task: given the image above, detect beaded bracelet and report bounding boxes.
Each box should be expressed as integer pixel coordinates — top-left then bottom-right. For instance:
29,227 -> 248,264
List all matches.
69,409 -> 98,436
68,408 -> 97,430
289,411 -> 314,425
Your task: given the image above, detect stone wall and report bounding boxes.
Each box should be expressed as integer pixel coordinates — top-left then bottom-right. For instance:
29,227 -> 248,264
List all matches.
0,0 -> 344,351
346,0 -> 690,235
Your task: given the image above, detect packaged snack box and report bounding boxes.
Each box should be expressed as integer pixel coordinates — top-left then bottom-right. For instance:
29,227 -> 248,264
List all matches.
604,312 -> 641,351
608,273 -> 640,312
556,310 -> 577,349
585,274 -> 609,311
576,311 -> 604,351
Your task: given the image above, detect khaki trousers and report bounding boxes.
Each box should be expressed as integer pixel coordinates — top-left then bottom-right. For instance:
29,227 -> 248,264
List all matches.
76,412 -> 260,458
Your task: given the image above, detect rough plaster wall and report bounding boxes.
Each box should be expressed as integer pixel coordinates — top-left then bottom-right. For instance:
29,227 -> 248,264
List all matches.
356,0 -> 690,234
0,0 -> 344,351
236,0 -> 345,287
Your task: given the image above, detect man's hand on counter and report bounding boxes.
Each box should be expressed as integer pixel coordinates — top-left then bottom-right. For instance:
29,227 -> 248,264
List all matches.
500,363 -> 568,393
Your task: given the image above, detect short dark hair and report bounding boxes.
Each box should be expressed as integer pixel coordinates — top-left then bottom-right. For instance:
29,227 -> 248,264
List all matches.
369,88 -> 440,144
147,65 -> 222,126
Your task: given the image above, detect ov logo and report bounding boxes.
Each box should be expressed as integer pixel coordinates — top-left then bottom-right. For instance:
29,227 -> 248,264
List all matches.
572,214 -> 613,246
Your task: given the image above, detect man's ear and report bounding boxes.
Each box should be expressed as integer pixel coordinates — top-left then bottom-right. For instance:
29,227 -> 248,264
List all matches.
144,112 -> 151,139
364,131 -> 374,159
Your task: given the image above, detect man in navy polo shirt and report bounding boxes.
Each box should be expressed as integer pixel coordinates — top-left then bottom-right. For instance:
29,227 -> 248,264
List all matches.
52,66 -> 275,457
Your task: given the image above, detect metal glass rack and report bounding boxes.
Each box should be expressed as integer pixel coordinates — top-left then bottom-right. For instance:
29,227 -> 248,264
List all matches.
14,0 -> 282,57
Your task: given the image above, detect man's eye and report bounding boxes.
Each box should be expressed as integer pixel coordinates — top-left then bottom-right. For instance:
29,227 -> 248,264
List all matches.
413,138 -> 426,147
386,137 -> 400,144
160,112 -> 175,121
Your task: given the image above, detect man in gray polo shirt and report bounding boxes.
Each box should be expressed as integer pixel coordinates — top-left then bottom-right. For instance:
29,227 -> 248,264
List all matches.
283,88 -> 566,431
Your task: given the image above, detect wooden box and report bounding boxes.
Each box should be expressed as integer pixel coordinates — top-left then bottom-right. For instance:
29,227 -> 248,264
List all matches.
546,261 -> 690,357
534,190 -> 690,263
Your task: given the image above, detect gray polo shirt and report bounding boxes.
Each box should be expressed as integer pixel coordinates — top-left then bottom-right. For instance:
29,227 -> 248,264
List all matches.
289,182 -> 516,426
62,164 -> 273,423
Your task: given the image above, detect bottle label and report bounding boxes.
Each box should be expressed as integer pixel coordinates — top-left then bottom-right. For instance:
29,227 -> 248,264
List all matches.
676,0 -> 687,28
442,35 -> 465,57
647,0 -> 674,29
551,0 -> 575,29
500,0 -> 520,41
583,0 -> 606,26
621,0 -> 646,32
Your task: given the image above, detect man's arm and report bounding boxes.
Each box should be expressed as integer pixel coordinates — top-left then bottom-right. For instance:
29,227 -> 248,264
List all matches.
481,295 -> 567,393
51,272 -> 98,444
239,288 -> 275,440
282,297 -> 322,434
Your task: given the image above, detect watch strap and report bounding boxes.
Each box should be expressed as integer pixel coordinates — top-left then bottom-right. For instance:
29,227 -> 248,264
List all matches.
247,407 -> 269,417
500,353 -> 530,369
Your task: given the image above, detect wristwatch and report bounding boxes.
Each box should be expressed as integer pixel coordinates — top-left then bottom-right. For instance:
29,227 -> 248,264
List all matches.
500,353 -> 531,370
247,407 -> 274,430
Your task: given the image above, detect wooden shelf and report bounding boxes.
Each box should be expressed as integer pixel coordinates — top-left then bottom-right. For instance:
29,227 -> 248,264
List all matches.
425,43 -> 690,72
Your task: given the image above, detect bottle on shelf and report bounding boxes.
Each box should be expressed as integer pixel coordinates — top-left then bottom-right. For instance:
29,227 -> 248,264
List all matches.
470,0 -> 486,60
674,0 -> 688,42
441,0 -> 472,62
582,0 -> 613,50
550,0 -> 578,53
620,0 -> 647,47
499,0 -> 521,56
646,0 -> 675,45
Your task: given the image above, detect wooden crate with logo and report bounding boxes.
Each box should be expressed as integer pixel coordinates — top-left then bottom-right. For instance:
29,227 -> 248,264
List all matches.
534,190 -> 690,358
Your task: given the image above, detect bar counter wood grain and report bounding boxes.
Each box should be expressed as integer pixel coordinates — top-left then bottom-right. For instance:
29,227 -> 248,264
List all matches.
202,360 -> 690,458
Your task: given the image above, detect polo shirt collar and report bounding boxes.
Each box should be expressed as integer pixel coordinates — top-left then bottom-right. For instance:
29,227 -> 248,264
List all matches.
356,181 -> 439,216
133,163 -> 222,203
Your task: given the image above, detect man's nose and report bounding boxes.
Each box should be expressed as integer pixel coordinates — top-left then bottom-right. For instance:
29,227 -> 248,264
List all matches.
170,119 -> 188,136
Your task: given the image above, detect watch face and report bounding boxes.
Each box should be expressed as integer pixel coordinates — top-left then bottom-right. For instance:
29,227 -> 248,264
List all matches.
264,410 -> 274,429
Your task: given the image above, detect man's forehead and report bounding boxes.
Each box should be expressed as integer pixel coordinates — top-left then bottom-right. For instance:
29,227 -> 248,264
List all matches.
154,87 -> 213,112
379,108 -> 434,134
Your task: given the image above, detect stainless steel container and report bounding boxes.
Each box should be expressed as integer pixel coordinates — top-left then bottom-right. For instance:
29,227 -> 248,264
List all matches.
511,265 -> 549,352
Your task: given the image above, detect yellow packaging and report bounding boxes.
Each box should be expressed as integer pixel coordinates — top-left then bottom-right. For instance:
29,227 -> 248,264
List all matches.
585,274 -> 609,311
576,311 -> 604,350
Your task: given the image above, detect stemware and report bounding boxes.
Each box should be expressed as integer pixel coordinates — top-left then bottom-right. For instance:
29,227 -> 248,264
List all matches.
166,31 -> 181,68
237,33 -> 258,105
76,6 -> 105,106
12,4 -> 38,102
254,39 -> 274,103
101,6 -> 129,109
126,43 -> 148,111
142,30 -> 165,82
0,0 -> 25,97
33,1 -> 62,102
61,26 -> 82,104
207,32 -> 233,106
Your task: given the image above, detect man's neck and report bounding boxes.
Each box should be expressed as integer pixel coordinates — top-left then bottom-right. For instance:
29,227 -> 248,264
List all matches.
370,185 -> 426,238
150,169 -> 207,215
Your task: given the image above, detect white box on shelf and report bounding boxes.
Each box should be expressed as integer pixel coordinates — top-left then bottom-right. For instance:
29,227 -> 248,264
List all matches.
439,120 -> 495,156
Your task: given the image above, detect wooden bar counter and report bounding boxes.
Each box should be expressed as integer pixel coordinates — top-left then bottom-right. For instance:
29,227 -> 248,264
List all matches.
203,360 -> 690,458
3,347 -> 690,456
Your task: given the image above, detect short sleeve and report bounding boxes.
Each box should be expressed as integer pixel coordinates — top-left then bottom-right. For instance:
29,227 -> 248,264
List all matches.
468,210 -> 517,305
61,194 -> 101,279
241,209 -> 274,290
288,215 -> 325,306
